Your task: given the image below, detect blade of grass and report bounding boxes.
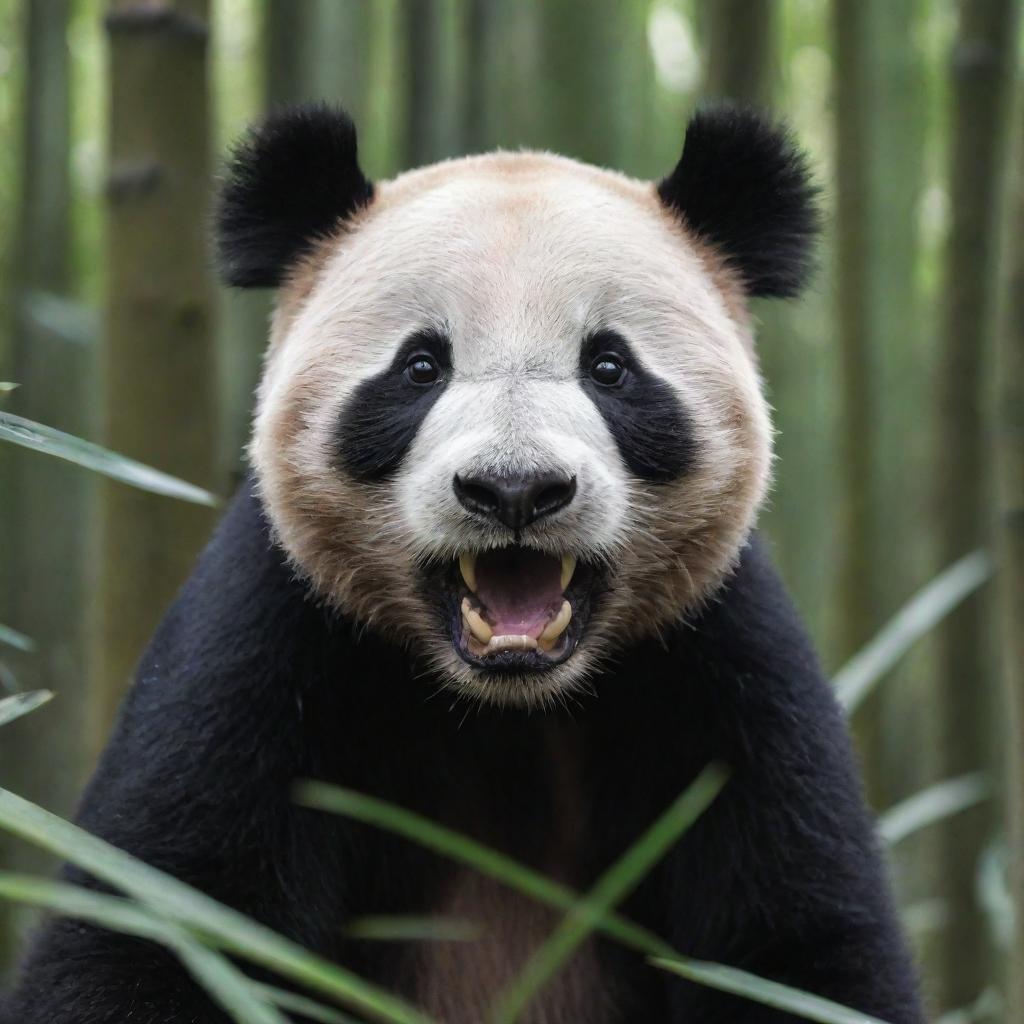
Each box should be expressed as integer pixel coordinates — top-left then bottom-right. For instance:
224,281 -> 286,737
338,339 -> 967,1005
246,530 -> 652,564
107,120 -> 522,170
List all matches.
0,411 -> 220,507
346,916 -> 481,943
834,550 -> 992,713
0,873 -> 287,1024
877,773 -> 990,846
253,983 -> 370,1024
297,782 -> 893,1024
491,763 -> 728,1023
23,290 -> 98,347
0,623 -> 36,652
0,662 -> 19,694
650,957 -> 893,1024
0,788 -> 433,1024
0,690 -> 53,727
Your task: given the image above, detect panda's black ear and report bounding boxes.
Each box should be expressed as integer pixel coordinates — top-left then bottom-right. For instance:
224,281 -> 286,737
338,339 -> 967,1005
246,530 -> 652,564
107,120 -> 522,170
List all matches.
657,104 -> 819,299
216,104 -> 374,288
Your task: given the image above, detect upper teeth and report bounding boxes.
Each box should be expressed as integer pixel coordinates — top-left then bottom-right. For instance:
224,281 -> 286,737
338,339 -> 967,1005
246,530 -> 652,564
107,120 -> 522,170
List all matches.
560,555 -> 576,591
459,553 -> 477,592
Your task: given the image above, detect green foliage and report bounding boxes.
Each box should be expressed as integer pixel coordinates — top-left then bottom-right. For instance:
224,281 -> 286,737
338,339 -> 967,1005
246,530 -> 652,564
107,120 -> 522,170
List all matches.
833,550 -> 993,714
0,787 -> 432,1024
0,690 -> 51,727
0,410 -> 220,507
0,621 -> 34,652
650,957 -> 892,1024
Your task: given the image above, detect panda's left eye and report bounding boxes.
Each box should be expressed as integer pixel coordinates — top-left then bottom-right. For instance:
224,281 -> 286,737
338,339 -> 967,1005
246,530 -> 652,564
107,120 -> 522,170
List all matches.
589,353 -> 627,388
405,353 -> 442,386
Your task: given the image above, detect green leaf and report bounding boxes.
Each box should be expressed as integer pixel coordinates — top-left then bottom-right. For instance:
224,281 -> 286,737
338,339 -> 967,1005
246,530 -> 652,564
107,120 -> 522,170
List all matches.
346,916 -> 481,943
0,873 -> 287,1024
0,411 -> 220,507
0,788 -> 433,1024
297,781 -> 892,1024
834,550 -> 992,713
0,662 -> 19,695
0,622 -> 35,652
0,690 -> 53,727
0,382 -> 18,393
22,291 -> 98,347
253,984 -> 370,1024
491,763 -> 728,1023
650,957 -> 893,1024
878,773 -> 990,846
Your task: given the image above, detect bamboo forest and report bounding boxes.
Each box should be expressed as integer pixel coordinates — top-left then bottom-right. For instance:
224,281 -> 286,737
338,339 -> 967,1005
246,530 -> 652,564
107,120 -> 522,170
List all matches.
0,1 -> 1023,1022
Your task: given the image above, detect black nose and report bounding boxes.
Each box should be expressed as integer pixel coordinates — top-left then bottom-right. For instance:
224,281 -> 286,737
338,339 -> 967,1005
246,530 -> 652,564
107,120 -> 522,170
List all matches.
453,471 -> 577,529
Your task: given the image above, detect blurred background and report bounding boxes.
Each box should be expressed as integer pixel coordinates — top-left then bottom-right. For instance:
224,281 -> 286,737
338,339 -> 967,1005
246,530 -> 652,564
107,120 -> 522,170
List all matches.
0,0 -> 1022,1020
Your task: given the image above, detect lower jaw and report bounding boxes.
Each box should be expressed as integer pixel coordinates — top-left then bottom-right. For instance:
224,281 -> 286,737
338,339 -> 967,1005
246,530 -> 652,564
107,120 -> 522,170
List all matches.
446,593 -> 591,677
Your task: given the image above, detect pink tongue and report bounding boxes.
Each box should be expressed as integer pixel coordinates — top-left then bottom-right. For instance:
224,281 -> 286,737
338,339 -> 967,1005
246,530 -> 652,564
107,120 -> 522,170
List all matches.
474,548 -> 564,638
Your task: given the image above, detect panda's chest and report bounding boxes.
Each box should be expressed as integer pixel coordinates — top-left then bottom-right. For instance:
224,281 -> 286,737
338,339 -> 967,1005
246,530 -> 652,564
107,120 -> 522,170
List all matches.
406,724 -> 625,1022
412,870 -> 619,1024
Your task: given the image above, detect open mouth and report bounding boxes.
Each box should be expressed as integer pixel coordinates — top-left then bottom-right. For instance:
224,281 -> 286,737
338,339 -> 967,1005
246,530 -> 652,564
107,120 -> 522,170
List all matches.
443,547 -> 597,674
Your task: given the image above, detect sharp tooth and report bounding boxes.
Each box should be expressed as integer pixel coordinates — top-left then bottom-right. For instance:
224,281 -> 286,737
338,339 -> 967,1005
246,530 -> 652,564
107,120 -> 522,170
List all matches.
538,600 -> 572,646
459,553 -> 477,592
461,597 -> 492,643
560,555 -> 577,592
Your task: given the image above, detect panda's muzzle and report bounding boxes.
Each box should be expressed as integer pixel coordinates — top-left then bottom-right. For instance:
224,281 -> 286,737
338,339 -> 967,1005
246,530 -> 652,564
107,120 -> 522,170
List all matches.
448,547 -> 595,672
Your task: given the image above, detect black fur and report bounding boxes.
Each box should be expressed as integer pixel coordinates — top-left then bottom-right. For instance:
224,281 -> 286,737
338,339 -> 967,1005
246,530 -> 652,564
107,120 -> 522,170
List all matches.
658,105 -> 820,299
335,328 -> 452,481
216,104 -> 374,288
580,329 -> 696,482
3,482 -> 924,1023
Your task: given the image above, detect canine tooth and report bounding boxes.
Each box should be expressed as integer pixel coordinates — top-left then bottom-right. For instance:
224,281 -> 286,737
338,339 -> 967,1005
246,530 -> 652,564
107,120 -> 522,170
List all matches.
560,555 -> 577,591
461,597 -> 492,643
459,553 -> 477,592
538,600 -> 572,645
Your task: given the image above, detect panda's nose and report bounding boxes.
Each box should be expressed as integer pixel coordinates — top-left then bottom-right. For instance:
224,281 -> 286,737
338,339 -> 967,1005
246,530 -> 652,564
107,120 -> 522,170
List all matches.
453,471 -> 577,530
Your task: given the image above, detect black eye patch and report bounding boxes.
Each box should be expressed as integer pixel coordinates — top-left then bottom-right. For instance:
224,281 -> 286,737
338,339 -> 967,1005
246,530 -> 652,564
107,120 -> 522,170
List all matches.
335,328 -> 452,481
579,329 -> 696,483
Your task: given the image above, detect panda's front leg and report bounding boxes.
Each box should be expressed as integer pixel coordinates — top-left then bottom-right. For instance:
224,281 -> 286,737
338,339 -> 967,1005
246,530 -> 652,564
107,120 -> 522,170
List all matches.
2,920 -> 235,1024
1,485 -> 365,1023
652,709 -> 925,1023
655,773 -> 925,1024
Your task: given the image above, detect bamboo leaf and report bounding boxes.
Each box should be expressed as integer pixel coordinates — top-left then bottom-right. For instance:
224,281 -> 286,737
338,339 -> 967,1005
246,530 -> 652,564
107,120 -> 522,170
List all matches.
877,773 -> 990,846
0,873 -> 287,1024
253,984 -> 370,1024
834,551 -> 992,713
0,623 -> 36,652
0,690 -> 53,728
650,957 -> 893,1024
0,788 -> 434,1024
0,662 -> 19,695
22,291 -> 98,347
491,763 -> 729,1023
0,411 -> 220,507
297,781 -> 893,1024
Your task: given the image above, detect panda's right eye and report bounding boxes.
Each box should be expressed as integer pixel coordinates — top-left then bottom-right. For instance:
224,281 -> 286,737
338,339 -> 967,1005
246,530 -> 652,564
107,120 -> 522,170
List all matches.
405,353 -> 442,386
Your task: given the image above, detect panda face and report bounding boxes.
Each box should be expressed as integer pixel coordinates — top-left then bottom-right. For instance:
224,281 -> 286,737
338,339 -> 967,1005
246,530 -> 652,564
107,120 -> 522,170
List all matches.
250,153 -> 773,706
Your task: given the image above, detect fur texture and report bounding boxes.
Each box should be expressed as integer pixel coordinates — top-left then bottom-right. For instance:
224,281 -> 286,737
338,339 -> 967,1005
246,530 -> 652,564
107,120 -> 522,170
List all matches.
3,484 -> 925,1023
217,104 -> 374,288
657,105 -> 820,299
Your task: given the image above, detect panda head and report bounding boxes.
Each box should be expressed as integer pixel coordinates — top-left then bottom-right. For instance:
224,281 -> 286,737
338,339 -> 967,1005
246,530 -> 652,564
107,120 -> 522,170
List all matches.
218,103 -> 819,707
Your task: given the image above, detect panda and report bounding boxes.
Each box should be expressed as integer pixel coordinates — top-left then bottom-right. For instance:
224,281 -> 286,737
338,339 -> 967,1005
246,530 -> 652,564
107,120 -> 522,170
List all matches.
3,104 -> 924,1023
